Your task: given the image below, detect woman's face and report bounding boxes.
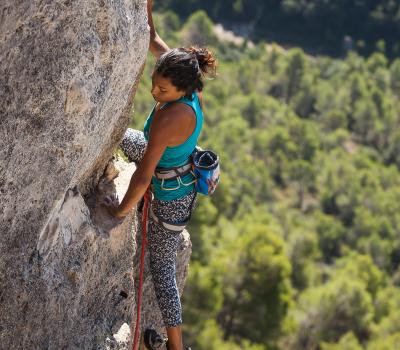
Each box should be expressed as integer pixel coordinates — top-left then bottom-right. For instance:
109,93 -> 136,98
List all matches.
151,71 -> 185,103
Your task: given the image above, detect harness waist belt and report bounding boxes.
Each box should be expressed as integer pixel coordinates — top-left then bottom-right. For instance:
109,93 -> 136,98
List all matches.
150,208 -> 188,232
154,163 -> 193,180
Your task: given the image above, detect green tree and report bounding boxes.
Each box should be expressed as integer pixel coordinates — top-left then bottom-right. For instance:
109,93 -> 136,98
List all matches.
321,332 -> 364,350
181,10 -> 218,46
390,59 -> 400,95
288,159 -> 316,209
287,228 -> 320,290
367,333 -> 400,350
284,49 -> 309,104
291,276 -> 374,349
213,218 -> 293,346
314,212 -> 347,263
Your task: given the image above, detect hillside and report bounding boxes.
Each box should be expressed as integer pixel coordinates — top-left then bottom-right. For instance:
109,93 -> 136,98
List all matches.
130,10 -> 400,350
154,0 -> 400,58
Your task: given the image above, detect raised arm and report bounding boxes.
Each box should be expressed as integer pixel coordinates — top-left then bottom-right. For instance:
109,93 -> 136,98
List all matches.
147,0 -> 170,59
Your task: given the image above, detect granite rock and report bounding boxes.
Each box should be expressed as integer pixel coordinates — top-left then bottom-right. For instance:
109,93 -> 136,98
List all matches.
0,1 -> 192,348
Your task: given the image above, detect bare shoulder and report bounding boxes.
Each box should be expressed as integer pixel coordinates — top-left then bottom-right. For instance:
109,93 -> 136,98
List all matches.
157,102 -> 194,126
152,102 -> 196,146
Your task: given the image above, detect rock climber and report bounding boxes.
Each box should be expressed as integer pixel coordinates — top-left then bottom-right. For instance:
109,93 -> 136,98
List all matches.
103,1 -> 217,349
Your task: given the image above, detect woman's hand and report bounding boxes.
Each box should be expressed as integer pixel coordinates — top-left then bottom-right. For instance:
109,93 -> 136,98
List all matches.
91,194 -> 126,237
101,195 -> 127,220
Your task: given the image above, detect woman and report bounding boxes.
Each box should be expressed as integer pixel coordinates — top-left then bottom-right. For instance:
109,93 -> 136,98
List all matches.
104,1 -> 217,349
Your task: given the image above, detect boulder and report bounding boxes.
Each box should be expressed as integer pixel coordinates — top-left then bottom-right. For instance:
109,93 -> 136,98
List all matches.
0,1 -> 191,349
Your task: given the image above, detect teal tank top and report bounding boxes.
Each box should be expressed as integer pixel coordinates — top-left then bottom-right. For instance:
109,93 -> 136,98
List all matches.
143,92 -> 203,200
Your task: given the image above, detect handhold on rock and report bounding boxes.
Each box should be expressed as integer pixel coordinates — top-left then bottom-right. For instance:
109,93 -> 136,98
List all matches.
91,194 -> 124,238
104,159 -> 120,181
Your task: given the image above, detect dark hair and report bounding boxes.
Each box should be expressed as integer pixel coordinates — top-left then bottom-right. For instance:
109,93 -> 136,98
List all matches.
154,46 -> 217,98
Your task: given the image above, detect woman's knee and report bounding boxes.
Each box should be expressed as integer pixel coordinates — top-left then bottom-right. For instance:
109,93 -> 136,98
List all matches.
119,128 -> 147,163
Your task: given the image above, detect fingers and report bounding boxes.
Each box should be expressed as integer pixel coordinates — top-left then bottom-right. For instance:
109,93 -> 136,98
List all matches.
103,196 -> 112,205
103,194 -> 119,206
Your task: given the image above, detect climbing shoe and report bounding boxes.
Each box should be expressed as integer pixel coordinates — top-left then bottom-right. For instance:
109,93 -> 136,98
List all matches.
143,328 -> 166,349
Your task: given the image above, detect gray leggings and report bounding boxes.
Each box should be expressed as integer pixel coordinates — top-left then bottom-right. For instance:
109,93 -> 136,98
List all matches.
120,128 -> 196,327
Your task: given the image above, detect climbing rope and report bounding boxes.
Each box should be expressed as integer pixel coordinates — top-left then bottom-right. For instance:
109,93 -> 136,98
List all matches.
132,187 -> 152,350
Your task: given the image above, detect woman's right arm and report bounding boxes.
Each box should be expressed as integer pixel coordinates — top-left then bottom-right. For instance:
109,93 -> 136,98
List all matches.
147,0 -> 170,59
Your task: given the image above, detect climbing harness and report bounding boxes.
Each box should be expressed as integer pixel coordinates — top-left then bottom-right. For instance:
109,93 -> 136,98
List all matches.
132,187 -> 152,350
149,188 -> 196,233
149,207 -> 189,232
154,162 -> 196,191
154,163 -> 193,180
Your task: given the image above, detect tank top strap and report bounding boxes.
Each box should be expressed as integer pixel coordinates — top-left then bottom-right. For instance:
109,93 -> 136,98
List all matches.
162,92 -> 199,110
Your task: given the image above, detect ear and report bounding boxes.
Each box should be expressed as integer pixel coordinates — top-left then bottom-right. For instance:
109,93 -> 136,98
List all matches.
178,89 -> 187,98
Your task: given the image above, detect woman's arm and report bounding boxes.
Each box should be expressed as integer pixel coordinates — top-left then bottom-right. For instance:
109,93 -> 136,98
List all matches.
147,0 -> 170,59
111,109 -> 183,218
114,129 -> 166,217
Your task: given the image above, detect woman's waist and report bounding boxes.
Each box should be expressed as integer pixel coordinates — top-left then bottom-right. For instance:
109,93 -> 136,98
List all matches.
151,173 -> 196,200
152,171 -> 195,188
157,152 -> 193,168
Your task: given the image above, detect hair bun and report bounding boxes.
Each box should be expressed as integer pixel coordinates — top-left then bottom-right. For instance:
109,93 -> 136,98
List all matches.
184,46 -> 217,78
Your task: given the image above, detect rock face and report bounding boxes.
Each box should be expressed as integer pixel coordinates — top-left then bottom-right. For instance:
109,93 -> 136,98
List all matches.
0,1 -> 192,349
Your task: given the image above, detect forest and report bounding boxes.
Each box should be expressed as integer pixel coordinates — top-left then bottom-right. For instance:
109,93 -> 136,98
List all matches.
155,0 -> 400,57
124,6 -> 400,350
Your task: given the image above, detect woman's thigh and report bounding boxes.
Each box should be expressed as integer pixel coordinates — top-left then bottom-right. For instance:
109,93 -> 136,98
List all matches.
148,189 -> 197,261
152,190 -> 197,225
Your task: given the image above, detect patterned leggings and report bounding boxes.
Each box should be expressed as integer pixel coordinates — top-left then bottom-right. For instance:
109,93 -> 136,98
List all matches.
120,128 -> 196,328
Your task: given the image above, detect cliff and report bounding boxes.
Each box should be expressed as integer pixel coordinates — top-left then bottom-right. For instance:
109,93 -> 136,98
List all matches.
0,1 -> 191,349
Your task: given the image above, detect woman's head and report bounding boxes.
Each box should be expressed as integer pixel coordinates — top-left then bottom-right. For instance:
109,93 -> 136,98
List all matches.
151,47 -> 217,102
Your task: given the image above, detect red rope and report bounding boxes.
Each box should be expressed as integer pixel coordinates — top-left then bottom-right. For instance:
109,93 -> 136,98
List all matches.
132,188 -> 152,350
